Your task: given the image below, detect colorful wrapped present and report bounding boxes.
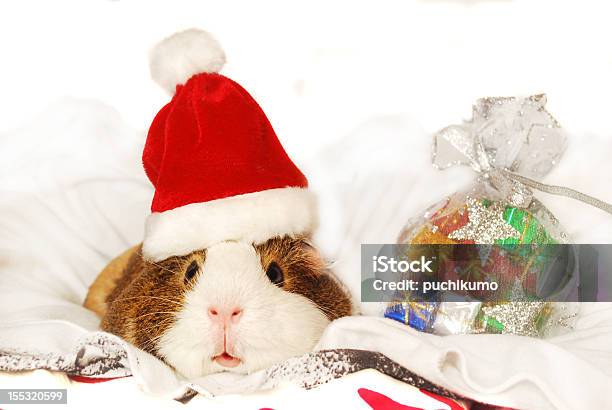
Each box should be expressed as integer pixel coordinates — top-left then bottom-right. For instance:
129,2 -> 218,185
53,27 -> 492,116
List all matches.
385,95 -> 608,337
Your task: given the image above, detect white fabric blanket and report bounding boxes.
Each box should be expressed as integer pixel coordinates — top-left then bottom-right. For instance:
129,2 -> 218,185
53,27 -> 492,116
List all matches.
1,99 -> 611,409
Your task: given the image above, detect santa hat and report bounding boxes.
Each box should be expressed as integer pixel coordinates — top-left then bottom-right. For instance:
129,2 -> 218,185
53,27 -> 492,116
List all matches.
141,29 -> 316,262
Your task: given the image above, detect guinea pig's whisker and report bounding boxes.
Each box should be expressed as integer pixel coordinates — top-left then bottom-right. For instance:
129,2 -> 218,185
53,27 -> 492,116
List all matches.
131,311 -> 178,321
311,303 -> 335,317
132,317 -> 176,335
140,331 -> 175,351
136,251 -> 183,276
238,324 -> 307,350
133,326 -> 176,349
136,315 -> 175,332
109,295 -> 183,306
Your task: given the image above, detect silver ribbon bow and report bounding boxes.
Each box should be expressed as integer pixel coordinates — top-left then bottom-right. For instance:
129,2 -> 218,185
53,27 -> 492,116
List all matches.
432,94 -> 612,215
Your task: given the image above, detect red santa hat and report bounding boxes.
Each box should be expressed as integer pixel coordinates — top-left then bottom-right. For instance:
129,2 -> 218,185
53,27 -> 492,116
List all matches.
142,29 -> 316,262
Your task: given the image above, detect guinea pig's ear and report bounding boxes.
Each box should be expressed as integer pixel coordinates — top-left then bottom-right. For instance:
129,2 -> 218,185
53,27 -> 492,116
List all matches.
297,236 -> 315,249
293,253 -> 354,320
296,237 -> 328,272
297,238 -> 354,319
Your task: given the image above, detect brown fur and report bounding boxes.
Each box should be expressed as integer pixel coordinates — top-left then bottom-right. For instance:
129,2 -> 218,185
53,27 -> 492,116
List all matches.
255,236 -> 352,321
84,236 -> 352,360
84,245 -> 141,317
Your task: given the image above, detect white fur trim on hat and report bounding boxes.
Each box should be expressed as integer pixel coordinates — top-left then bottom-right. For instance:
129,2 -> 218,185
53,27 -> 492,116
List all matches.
149,28 -> 226,95
142,188 -> 318,262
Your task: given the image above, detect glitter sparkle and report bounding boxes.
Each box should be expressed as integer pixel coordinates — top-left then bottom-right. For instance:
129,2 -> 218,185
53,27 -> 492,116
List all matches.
448,197 -> 520,244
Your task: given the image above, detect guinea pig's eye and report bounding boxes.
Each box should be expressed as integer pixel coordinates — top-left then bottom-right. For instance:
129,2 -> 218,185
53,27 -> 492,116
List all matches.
265,262 -> 284,286
184,261 -> 199,282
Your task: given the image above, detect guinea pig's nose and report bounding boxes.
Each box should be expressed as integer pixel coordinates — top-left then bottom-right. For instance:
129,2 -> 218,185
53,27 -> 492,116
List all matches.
208,306 -> 243,325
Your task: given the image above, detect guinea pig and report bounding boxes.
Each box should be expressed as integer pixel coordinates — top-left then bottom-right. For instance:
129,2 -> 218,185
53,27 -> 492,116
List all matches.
84,235 -> 352,378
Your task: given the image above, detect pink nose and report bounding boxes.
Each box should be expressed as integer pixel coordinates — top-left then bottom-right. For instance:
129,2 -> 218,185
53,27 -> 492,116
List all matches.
208,306 -> 243,325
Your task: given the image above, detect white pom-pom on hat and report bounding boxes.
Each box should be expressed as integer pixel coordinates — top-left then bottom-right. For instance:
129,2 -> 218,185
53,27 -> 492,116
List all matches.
149,28 -> 226,95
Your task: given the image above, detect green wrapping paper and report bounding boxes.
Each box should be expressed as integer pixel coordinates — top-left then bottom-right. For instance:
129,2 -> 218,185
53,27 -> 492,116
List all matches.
500,205 -> 558,245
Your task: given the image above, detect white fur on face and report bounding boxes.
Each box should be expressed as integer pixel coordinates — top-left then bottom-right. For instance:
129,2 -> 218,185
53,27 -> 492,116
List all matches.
157,241 -> 330,379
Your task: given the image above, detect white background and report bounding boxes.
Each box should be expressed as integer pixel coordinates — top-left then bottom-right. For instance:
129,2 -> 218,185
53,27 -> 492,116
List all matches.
1,0 -> 612,158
